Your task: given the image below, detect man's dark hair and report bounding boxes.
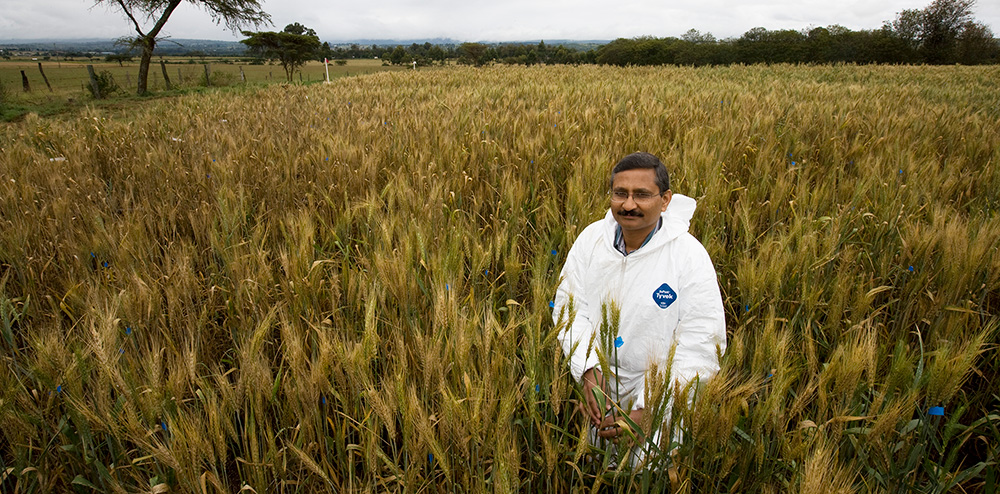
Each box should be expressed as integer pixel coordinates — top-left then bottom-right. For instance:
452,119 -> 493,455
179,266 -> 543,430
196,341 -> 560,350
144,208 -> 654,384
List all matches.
610,152 -> 670,193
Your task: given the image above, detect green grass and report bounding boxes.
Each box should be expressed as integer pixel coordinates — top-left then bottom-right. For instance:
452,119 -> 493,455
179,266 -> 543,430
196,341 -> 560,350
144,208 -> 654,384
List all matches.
1,64 -> 998,493
0,58 -> 405,121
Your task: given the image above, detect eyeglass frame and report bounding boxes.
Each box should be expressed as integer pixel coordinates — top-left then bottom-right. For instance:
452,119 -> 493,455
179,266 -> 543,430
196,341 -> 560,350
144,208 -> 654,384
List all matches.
609,189 -> 666,203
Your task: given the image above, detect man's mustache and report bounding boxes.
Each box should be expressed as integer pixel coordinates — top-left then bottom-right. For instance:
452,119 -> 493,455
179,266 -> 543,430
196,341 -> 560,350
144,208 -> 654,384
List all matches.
618,209 -> 643,217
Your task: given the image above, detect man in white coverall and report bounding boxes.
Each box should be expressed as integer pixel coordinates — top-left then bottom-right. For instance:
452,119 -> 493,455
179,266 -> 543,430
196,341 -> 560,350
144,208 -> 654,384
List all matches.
552,152 -> 726,456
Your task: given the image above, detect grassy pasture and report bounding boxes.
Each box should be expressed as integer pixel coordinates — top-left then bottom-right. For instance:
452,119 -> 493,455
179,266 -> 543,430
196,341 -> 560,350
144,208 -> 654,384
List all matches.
0,58 -> 402,119
1,64 -> 999,492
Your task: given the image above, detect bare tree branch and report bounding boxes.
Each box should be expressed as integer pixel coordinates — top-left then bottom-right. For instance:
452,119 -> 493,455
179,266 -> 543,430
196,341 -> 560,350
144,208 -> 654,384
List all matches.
114,0 -> 148,37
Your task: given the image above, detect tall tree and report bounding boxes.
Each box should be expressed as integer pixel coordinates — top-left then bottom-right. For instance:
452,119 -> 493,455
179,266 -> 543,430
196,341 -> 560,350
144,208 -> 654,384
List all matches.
888,0 -> 994,63
956,21 -> 999,64
920,0 -> 976,63
892,8 -> 924,54
241,24 -> 322,81
96,0 -> 270,95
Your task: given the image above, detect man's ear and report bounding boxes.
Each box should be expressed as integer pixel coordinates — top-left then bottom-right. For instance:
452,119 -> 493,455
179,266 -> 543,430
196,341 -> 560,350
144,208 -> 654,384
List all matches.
661,190 -> 673,212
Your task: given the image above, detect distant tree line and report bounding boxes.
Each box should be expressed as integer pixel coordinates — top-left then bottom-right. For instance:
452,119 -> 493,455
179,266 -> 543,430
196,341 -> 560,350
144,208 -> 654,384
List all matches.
321,42 -> 453,66
319,0 -> 996,68
592,0 -> 998,66
317,40 -> 597,67
597,0 -> 996,66
455,40 -> 597,66
15,0 -> 995,73
361,0 -> 997,67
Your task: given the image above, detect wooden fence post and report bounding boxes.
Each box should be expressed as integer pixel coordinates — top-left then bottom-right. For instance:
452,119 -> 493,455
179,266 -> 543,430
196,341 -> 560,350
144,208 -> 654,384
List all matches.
240,66 -> 245,83
21,71 -> 30,92
160,61 -> 172,90
203,64 -> 211,86
37,63 -> 53,92
86,65 -> 102,99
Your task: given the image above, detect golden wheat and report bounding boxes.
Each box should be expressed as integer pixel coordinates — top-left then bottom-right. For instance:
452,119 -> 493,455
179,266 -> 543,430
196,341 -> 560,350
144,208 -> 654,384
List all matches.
1,64 -> 998,492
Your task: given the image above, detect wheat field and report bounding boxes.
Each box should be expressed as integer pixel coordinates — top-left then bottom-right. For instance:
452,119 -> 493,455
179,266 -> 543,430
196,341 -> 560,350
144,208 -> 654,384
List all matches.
1,64 -> 998,492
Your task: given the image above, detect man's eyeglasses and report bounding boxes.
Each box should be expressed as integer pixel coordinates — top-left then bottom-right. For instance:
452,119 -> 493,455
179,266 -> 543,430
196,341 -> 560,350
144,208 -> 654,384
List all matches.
610,190 -> 662,203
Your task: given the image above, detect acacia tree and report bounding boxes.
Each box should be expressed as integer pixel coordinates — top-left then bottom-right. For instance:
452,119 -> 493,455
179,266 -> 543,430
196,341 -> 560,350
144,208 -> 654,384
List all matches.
458,43 -> 489,66
96,0 -> 270,95
240,24 -> 322,82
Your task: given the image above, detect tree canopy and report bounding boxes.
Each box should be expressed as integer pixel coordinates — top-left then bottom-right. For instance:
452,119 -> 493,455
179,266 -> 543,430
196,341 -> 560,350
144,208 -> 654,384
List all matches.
241,24 -> 322,82
593,0 -> 996,67
908,0 -> 990,63
96,0 -> 270,94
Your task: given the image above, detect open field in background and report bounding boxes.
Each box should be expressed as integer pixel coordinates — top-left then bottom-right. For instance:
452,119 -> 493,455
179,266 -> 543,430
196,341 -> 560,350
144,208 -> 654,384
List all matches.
1,64 -> 999,492
0,59 -> 405,119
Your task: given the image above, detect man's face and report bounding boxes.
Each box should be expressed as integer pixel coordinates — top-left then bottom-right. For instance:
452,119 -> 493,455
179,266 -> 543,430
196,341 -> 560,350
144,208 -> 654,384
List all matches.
610,168 -> 672,234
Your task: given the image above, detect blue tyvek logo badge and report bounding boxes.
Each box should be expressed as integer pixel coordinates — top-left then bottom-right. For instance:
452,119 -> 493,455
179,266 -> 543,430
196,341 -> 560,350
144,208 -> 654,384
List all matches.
652,283 -> 677,309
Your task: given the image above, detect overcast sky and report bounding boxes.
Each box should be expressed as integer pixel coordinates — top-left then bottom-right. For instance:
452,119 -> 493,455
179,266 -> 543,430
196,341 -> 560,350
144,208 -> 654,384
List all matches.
1,0 -> 998,43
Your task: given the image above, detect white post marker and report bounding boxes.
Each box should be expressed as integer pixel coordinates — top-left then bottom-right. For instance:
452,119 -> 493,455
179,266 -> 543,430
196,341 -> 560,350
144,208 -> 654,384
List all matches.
324,58 -> 330,83
412,60 -> 416,70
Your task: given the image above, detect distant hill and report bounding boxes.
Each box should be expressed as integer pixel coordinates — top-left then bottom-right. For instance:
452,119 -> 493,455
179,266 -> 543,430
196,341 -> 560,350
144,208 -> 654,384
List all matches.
0,38 -> 610,56
329,38 -> 463,47
0,39 -> 246,56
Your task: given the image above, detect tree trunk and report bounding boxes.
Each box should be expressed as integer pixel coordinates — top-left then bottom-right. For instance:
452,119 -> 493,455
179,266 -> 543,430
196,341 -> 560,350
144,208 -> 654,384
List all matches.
137,36 -> 154,94
133,0 -> 183,95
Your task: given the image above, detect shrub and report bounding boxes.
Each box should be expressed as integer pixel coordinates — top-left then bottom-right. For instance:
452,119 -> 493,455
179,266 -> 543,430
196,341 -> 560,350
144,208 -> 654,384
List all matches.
87,70 -> 120,99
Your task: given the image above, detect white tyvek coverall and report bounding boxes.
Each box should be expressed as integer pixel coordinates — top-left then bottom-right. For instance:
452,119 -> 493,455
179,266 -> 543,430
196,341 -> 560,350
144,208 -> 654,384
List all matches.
553,193 -> 726,417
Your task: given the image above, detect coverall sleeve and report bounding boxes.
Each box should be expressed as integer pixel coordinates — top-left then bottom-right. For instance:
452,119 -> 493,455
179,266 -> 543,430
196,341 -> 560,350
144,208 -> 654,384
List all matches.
553,239 -> 601,383
668,240 -> 727,393
632,238 -> 726,410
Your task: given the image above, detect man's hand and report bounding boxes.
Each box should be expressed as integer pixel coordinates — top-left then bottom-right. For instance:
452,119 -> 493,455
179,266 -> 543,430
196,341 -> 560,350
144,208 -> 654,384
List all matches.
581,367 -> 608,427
596,408 -> 646,443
